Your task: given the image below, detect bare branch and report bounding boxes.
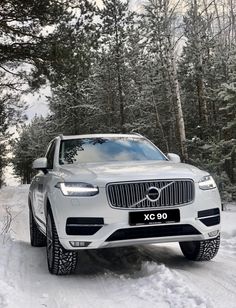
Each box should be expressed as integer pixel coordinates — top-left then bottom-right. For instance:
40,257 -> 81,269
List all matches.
169,0 -> 183,20
0,65 -> 21,76
199,0 -> 215,17
209,22 -> 232,42
173,33 -> 185,50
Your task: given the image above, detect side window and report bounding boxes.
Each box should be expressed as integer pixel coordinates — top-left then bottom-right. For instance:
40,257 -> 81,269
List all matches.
46,140 -> 56,170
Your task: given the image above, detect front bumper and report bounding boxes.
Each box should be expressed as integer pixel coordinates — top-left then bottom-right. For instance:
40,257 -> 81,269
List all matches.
49,185 -> 221,250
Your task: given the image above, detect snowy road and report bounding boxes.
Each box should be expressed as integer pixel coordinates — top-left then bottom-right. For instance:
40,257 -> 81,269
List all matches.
0,185 -> 236,308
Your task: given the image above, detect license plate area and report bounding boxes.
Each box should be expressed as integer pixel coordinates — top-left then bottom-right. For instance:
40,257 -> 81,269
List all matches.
129,209 -> 180,226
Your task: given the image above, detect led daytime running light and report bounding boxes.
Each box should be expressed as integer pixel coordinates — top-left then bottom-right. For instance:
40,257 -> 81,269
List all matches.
56,182 -> 99,196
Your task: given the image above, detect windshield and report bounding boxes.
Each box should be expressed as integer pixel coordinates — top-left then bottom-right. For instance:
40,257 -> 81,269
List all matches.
59,137 -> 166,164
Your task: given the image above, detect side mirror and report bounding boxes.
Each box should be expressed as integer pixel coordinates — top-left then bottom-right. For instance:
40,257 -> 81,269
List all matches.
167,153 -> 181,163
32,157 -> 48,174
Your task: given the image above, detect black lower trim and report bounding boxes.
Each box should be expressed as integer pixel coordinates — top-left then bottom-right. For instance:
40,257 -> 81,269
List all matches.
105,224 -> 200,242
200,216 -> 220,226
66,226 -> 102,235
67,217 -> 104,225
198,208 -> 220,218
66,217 -> 104,235
198,208 -> 220,226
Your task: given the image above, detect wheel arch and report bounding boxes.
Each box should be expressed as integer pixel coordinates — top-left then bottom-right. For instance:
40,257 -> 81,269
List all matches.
45,195 -> 52,218
44,193 -> 60,237
28,193 -> 33,209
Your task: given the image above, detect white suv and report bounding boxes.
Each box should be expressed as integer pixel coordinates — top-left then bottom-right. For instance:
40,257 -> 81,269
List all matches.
29,134 -> 221,275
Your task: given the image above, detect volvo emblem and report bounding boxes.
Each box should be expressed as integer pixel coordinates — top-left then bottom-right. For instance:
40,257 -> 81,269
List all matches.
129,182 -> 174,207
146,186 -> 160,202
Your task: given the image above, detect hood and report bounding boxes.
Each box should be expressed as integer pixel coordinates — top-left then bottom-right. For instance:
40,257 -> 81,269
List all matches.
56,160 -> 207,187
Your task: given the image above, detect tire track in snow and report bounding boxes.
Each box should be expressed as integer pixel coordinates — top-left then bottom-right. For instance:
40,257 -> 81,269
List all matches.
139,242 -> 236,308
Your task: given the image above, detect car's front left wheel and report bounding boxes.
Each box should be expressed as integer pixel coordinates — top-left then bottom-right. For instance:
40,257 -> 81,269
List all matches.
179,235 -> 220,261
46,210 -> 78,275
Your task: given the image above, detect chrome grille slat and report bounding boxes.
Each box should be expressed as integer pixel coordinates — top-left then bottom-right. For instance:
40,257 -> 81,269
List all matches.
160,181 -> 164,206
183,181 -> 186,203
165,181 -> 170,206
120,184 -> 126,207
163,181 -> 167,206
170,183 -> 173,206
124,184 -> 131,207
187,181 -> 190,201
107,179 -> 194,209
110,186 -> 115,206
175,182 -> 178,205
115,185 -> 121,207
130,183 -> 135,206
134,183 -> 140,207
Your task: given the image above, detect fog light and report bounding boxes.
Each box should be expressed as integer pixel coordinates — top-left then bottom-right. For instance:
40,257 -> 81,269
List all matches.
69,241 -> 91,247
208,230 -> 219,237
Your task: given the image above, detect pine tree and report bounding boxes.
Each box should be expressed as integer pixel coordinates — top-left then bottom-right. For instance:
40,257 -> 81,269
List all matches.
141,0 -> 188,159
11,116 -> 56,183
99,0 -> 135,132
0,0 -> 69,186
47,0 -> 99,135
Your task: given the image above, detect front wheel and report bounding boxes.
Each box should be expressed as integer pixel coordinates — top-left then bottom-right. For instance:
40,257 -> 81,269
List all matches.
46,210 -> 78,275
179,235 -> 220,261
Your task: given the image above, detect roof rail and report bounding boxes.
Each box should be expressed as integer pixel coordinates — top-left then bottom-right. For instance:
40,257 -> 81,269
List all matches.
59,134 -> 64,139
130,130 -> 143,137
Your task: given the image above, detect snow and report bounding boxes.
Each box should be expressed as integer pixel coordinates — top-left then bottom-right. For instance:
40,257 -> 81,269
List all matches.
0,185 -> 236,308
3,164 -> 20,187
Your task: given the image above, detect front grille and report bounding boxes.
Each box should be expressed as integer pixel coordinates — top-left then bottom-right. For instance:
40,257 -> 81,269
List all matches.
107,179 -> 194,209
105,224 -> 200,242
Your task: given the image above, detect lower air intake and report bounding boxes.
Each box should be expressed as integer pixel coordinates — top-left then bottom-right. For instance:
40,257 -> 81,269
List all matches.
105,224 -> 200,242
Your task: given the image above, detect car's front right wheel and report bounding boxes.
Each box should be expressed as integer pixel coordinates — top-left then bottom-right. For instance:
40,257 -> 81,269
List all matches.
46,210 -> 78,275
179,235 -> 220,261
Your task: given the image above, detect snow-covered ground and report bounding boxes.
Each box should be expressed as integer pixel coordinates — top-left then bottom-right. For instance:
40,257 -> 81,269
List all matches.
0,186 -> 236,308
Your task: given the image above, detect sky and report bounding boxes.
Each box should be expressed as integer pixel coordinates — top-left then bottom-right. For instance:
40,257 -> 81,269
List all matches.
23,86 -> 51,121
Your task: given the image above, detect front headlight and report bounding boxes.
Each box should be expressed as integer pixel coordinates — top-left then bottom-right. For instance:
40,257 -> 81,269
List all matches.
199,175 -> 216,190
55,182 -> 99,196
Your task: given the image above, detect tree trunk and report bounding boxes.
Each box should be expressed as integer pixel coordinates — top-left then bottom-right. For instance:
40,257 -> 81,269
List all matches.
229,0 -> 236,44
151,90 -> 169,152
114,13 -> 125,132
193,0 -> 208,134
170,55 -> 188,161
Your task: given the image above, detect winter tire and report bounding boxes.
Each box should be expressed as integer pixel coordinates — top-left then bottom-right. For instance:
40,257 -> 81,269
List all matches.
46,210 -> 78,275
179,235 -> 220,261
29,206 -> 46,247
